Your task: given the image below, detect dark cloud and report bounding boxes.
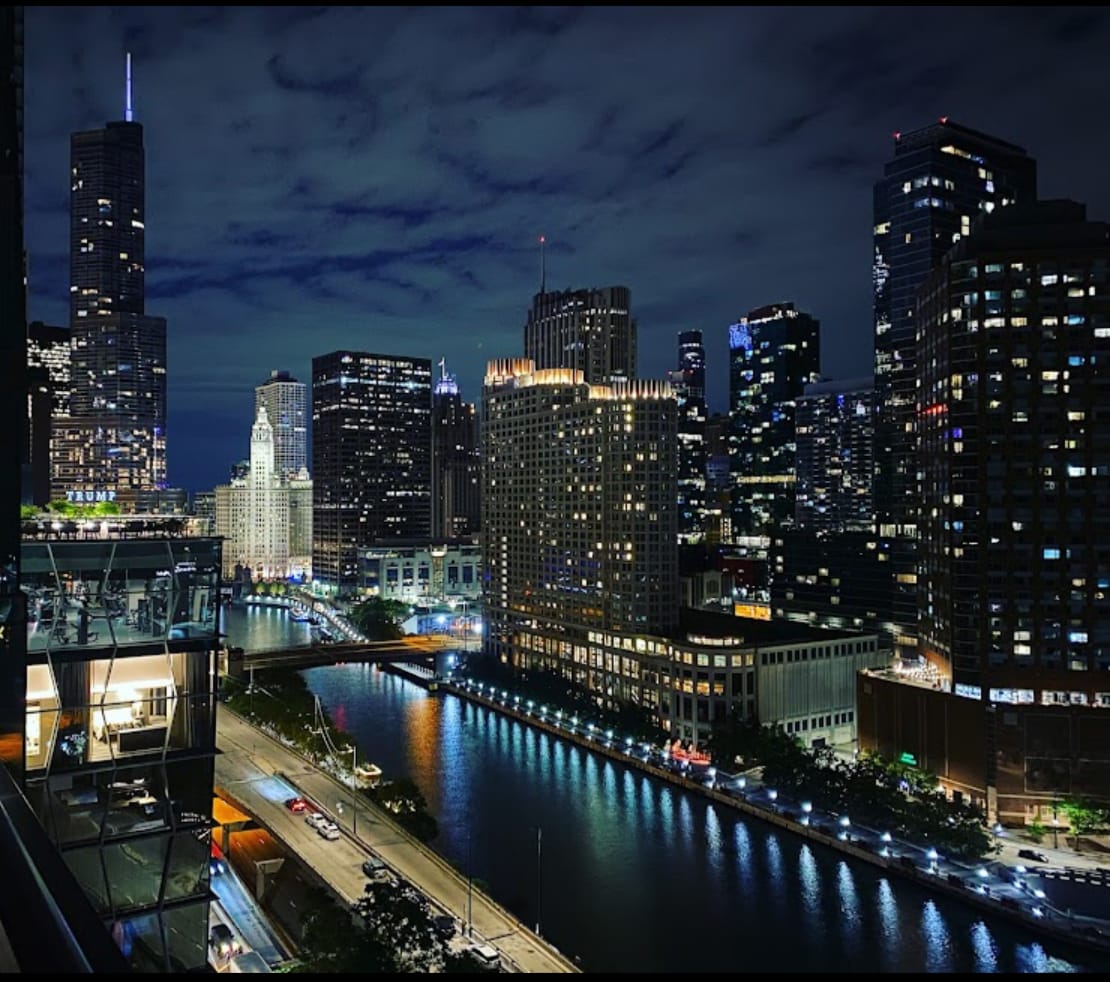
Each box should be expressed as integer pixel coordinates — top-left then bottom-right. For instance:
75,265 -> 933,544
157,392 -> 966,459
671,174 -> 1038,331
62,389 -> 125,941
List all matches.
21,6 -> 1110,491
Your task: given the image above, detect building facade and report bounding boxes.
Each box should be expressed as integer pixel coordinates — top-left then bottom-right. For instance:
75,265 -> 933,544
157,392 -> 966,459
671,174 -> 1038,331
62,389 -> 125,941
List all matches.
795,377 -> 875,533
873,119 -> 1037,659
482,358 -> 678,673
312,350 -> 432,592
860,199 -> 1110,822
431,363 -> 480,540
19,528 -> 221,972
728,303 -> 820,540
523,286 -> 636,385
56,110 -> 168,498
668,330 -> 708,544
254,369 -> 307,480
214,406 -> 312,581
359,540 -> 481,605
26,321 -> 69,504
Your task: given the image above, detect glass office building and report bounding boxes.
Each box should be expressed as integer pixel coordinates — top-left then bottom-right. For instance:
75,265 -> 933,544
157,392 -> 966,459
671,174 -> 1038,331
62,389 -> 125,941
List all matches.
20,527 -> 221,972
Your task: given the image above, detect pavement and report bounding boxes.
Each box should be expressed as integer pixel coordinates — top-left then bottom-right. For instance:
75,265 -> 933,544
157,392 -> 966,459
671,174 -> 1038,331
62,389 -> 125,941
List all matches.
215,707 -> 579,974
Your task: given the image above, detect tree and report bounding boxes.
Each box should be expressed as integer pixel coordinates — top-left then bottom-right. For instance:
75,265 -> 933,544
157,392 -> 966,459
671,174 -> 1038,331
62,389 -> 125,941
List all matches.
350,596 -> 404,641
370,778 -> 439,842
20,504 -> 39,519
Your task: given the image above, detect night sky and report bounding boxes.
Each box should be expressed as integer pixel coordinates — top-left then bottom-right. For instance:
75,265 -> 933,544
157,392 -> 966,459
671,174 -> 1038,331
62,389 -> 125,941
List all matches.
23,6 -> 1110,492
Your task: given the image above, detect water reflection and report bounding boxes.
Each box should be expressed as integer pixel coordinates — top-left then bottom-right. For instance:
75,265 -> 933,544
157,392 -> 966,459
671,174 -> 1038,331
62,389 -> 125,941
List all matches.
298,666 -> 1107,974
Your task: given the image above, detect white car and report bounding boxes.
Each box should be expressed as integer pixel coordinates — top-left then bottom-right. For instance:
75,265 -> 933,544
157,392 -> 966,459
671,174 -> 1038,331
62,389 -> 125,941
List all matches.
305,812 -> 327,829
318,823 -> 341,841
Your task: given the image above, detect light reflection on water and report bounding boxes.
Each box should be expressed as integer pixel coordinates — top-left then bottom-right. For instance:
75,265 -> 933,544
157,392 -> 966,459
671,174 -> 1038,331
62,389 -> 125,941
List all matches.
291,663 -> 1107,974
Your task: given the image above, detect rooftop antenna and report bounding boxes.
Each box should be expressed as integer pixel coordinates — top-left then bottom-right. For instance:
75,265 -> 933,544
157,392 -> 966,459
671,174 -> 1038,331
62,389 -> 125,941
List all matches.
125,51 -> 134,121
539,234 -> 546,294
438,356 -> 447,381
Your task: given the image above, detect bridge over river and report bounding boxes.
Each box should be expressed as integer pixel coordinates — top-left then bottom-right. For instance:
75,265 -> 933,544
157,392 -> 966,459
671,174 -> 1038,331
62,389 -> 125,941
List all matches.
230,634 -> 455,670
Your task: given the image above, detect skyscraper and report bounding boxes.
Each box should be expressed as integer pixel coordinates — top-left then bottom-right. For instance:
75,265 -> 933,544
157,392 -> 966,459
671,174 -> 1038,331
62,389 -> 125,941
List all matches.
55,65 -> 168,499
215,406 -> 312,582
860,199 -> 1110,823
795,377 -> 875,533
482,359 -> 678,666
728,303 -> 820,540
668,330 -> 707,544
255,369 -> 307,480
26,321 -> 69,505
873,118 -> 1036,658
431,360 -> 480,540
312,351 -> 432,591
523,285 -> 635,384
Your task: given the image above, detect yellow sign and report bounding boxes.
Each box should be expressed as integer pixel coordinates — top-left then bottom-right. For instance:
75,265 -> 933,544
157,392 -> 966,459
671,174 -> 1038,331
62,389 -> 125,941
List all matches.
734,603 -> 771,621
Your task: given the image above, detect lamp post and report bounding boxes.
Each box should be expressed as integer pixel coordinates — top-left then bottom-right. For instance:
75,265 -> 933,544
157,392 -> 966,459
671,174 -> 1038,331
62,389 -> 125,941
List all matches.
467,825 -> 474,938
343,745 -> 358,838
530,825 -> 543,937
1052,799 -> 1060,851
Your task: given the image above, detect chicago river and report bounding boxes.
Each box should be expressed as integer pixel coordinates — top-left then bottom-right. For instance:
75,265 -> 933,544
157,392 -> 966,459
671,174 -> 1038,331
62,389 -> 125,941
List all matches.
224,606 -> 1109,974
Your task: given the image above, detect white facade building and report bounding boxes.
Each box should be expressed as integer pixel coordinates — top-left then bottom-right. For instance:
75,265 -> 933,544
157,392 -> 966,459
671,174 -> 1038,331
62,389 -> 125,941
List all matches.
215,406 -> 312,581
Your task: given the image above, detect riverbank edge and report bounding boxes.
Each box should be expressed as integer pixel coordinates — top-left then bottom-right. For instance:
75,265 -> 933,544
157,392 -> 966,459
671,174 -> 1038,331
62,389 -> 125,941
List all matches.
433,678 -> 1110,961
220,703 -> 582,974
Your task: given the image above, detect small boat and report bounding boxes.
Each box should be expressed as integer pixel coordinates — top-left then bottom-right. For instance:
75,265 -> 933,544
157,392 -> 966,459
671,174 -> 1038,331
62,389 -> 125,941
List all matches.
353,762 -> 383,788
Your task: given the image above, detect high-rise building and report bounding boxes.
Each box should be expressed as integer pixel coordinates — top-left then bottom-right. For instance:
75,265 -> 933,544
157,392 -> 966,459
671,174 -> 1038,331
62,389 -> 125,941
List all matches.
482,358 -> 678,664
523,285 -> 635,385
860,199 -> 1110,822
728,303 -> 820,539
873,118 -> 1036,658
255,369 -> 307,480
55,73 -> 168,499
703,412 -> 732,545
431,360 -> 480,540
214,406 -> 312,581
312,351 -> 431,591
26,322 -> 69,505
668,330 -> 707,544
795,377 -> 875,533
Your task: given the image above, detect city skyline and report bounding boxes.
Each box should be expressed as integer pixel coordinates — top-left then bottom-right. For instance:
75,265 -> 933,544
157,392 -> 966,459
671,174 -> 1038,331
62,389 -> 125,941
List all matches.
21,6 -> 1110,491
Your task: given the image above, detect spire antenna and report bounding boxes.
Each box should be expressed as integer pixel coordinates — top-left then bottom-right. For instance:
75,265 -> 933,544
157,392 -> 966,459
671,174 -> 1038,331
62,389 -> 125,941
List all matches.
539,234 -> 546,293
125,51 -> 133,121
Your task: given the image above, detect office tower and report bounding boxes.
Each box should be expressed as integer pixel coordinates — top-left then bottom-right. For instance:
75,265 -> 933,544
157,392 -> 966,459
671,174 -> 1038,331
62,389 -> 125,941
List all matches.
255,369 -> 307,480
431,360 -> 480,539
703,412 -> 732,545
20,524 -> 223,971
860,199 -> 1110,822
26,322 -> 69,504
55,64 -> 168,499
214,407 -> 312,581
795,377 -> 875,533
190,490 -> 215,535
668,330 -> 708,544
728,303 -> 820,539
483,359 -> 678,663
312,351 -> 431,591
873,118 -> 1036,658
523,285 -> 635,384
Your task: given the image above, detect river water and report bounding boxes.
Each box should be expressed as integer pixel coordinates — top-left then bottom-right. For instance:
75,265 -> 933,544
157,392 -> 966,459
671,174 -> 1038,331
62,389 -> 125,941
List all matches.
223,606 -> 1108,974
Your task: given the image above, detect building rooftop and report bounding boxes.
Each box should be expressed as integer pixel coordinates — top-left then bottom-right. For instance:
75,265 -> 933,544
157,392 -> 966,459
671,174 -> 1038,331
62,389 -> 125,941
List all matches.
678,606 -> 874,647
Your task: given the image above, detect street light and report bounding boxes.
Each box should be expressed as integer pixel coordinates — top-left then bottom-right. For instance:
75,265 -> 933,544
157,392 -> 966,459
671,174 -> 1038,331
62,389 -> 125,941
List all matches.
341,745 -> 359,837
529,825 -> 543,937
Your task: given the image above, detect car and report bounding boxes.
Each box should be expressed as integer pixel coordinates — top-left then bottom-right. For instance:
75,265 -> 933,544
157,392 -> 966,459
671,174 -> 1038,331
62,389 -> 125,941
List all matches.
361,857 -> 386,877
318,824 -> 341,841
464,943 -> 501,969
285,797 -> 308,813
209,923 -> 243,959
305,812 -> 327,829
1018,848 -> 1048,863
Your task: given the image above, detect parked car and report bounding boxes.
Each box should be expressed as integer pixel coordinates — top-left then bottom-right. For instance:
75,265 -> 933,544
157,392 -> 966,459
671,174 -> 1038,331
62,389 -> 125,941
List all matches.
1018,848 -> 1048,863
464,943 -> 501,969
209,923 -> 242,959
285,797 -> 309,813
